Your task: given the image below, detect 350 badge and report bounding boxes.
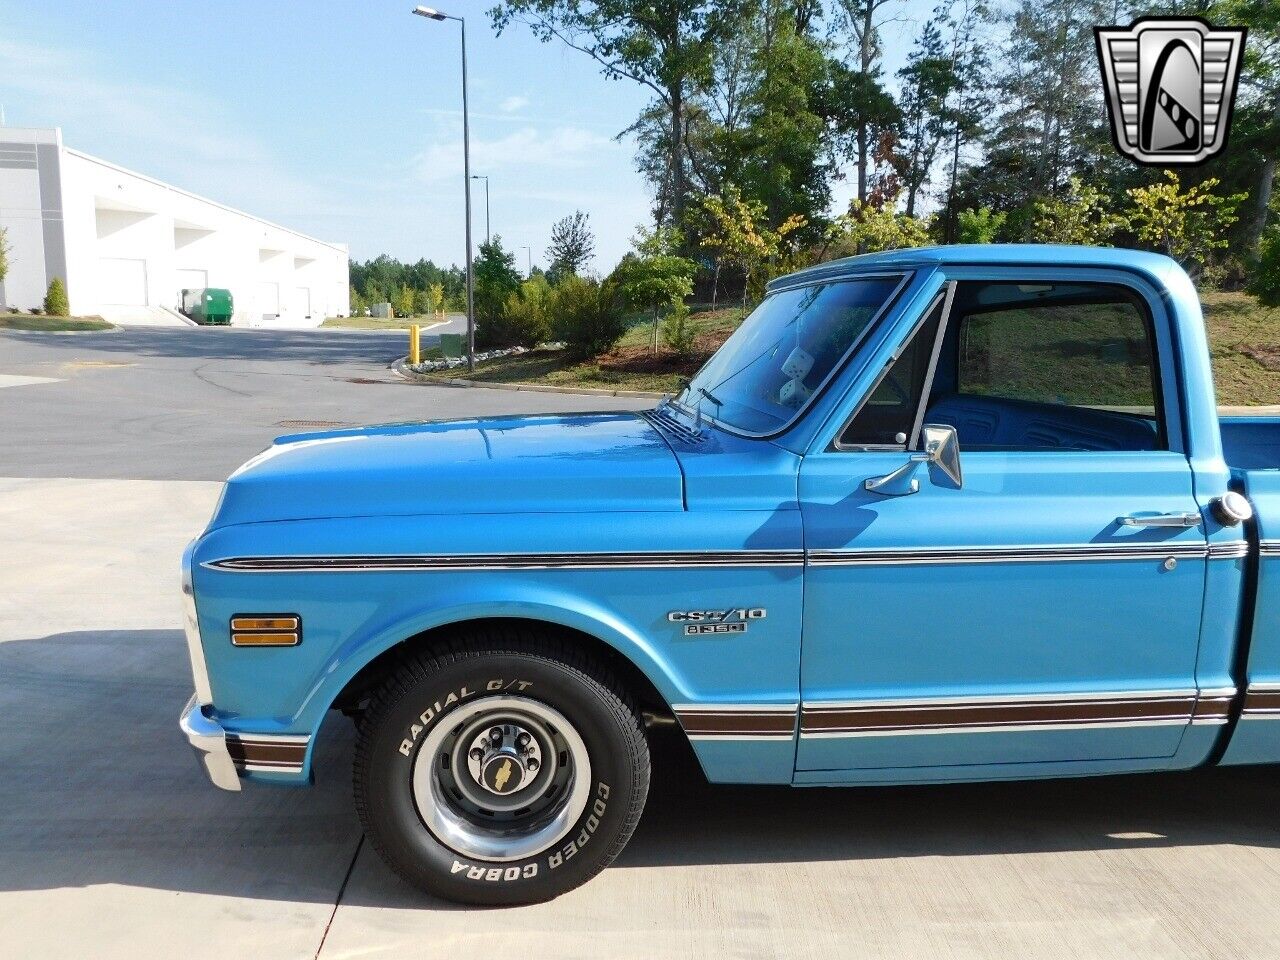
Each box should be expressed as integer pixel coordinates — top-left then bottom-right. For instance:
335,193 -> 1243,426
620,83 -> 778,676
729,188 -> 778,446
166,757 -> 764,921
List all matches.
666,607 -> 766,635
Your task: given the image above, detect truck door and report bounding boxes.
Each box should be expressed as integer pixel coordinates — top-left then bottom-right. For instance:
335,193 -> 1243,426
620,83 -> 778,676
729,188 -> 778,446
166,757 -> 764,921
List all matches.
797,271 -> 1208,774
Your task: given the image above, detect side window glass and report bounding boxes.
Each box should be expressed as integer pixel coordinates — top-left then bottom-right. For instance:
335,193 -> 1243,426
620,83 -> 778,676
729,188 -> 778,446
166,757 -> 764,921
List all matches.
839,296 -> 945,448
937,282 -> 1166,451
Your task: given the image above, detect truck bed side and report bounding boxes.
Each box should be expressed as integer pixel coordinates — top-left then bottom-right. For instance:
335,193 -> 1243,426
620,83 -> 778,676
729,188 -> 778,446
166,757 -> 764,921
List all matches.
1218,416 -> 1280,765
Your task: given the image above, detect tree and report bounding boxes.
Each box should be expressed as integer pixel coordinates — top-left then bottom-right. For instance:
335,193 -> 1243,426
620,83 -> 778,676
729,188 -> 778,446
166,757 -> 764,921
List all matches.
548,273 -> 629,357
1126,172 -> 1247,279
895,16 -> 960,217
500,275 -> 554,346
696,185 -> 805,306
44,277 -> 69,317
472,236 -> 523,347
1247,225 -> 1280,306
954,206 -> 1005,244
936,0 -> 993,242
413,288 -> 433,316
1031,176 -> 1127,246
615,251 -> 696,353
0,227 -> 9,286
831,0 -> 905,204
661,303 -> 700,355
491,0 -> 732,228
349,285 -> 366,317
429,282 -> 446,315
979,0 -> 1115,228
546,211 -> 595,282
394,283 -> 416,318
825,196 -> 931,256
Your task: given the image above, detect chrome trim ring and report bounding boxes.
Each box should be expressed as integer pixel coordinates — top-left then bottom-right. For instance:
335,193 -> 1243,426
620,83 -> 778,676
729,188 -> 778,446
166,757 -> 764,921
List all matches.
411,696 -> 591,863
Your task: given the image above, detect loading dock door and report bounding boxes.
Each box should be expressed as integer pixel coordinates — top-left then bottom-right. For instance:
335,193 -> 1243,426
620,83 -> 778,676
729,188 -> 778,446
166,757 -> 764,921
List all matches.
256,281 -> 280,318
97,258 -> 148,306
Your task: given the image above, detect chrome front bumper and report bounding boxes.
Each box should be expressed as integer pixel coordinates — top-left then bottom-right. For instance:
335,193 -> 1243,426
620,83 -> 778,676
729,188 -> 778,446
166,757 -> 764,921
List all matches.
181,540 -> 241,791
180,694 -> 242,791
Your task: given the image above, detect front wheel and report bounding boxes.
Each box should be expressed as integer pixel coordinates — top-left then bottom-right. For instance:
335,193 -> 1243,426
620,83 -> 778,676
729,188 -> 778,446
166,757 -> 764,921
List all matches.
354,631 -> 650,905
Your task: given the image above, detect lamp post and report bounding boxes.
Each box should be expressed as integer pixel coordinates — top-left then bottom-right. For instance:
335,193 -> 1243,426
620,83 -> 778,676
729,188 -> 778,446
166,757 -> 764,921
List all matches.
520,245 -> 532,278
471,175 -> 490,244
412,5 -> 475,372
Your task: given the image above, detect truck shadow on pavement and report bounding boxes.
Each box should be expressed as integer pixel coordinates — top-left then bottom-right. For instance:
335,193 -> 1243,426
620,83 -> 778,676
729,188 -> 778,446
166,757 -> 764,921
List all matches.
3,629 -> 1279,907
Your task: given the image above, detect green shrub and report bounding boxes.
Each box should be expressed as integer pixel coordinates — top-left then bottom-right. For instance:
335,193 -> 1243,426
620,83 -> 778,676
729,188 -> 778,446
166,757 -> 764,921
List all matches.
1248,227 -> 1280,307
549,275 -> 627,358
495,276 -> 553,347
661,304 -> 699,355
43,277 -> 69,317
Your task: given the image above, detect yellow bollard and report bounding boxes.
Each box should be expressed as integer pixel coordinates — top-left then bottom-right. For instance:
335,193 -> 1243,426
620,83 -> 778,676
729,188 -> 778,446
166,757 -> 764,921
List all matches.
409,324 -> 420,365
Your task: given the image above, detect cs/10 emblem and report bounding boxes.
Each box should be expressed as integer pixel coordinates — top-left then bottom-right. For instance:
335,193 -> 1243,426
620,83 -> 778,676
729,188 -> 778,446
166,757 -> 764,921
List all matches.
667,608 -> 766,636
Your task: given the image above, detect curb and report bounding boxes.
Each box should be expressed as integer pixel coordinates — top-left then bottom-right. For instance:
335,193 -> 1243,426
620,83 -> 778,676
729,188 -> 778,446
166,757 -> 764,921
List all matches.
391,357 -> 665,399
0,322 -> 121,335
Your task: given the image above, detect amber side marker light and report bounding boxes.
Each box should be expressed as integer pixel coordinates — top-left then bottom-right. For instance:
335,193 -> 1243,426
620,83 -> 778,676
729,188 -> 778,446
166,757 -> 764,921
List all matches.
231,615 -> 301,647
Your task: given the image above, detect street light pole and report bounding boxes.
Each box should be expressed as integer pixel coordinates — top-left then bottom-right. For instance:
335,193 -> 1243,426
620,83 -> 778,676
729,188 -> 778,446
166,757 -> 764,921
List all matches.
520,245 -> 532,278
412,6 -> 475,373
471,175 -> 490,244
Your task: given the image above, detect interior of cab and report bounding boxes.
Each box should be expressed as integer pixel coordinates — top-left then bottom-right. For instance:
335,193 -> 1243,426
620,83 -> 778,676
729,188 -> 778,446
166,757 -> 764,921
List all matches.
840,280 -> 1167,453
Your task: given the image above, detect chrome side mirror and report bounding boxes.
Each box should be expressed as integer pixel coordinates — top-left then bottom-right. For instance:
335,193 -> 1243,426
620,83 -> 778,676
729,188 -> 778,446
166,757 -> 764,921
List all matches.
864,424 -> 963,497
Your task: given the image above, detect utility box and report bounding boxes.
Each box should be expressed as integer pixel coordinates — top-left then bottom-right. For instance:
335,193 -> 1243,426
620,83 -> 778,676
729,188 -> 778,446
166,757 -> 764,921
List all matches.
371,302 -> 394,319
181,288 -> 234,325
439,333 -> 464,359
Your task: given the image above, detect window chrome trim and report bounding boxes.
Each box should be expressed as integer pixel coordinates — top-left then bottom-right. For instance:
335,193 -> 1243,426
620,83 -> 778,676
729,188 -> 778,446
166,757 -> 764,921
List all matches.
669,272 -> 913,441
833,285 -> 955,453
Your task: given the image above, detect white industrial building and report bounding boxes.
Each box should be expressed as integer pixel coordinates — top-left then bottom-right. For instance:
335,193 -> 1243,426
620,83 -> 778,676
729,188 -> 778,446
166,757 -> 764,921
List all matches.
0,126 -> 348,326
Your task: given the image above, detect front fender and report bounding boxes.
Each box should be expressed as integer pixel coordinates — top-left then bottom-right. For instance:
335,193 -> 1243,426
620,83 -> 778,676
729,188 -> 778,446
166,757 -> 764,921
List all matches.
297,587 -> 691,731
190,508 -> 804,786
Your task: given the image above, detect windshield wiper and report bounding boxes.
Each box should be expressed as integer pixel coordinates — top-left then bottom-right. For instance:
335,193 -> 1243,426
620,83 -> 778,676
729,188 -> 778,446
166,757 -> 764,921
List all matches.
698,386 -> 724,408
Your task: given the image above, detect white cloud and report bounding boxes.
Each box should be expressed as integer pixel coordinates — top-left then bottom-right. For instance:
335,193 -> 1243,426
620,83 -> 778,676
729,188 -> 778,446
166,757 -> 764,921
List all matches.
413,126 -> 620,184
499,95 -> 529,113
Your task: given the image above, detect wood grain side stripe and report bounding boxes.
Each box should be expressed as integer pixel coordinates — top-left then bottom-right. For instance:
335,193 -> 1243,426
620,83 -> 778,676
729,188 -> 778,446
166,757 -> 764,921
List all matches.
802,695 -> 1195,736
226,736 -> 308,770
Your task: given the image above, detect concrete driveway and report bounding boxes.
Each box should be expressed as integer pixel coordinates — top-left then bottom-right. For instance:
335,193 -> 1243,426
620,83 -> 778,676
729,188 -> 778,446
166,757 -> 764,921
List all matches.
2,327 -> 1280,960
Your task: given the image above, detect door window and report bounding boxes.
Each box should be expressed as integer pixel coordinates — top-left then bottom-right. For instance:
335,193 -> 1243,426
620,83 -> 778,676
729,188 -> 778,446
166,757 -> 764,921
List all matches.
839,281 -> 1168,453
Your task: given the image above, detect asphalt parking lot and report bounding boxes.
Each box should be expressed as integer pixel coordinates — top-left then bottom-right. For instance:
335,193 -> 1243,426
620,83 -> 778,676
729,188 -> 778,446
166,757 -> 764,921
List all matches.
3,326 -> 1280,959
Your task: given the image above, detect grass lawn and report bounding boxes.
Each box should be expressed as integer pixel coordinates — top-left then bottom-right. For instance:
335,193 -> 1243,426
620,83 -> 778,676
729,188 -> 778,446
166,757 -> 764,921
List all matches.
415,306 -> 746,394
413,293 -> 1280,406
321,314 -> 446,330
1202,291 -> 1280,406
0,313 -> 113,332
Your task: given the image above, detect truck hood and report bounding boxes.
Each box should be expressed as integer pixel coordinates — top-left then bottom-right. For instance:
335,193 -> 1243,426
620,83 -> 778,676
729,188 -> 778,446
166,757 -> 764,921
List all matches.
209,412 -> 684,528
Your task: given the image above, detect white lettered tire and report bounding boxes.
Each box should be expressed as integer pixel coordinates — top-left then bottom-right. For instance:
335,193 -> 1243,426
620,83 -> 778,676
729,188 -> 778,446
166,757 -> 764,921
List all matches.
354,628 -> 651,905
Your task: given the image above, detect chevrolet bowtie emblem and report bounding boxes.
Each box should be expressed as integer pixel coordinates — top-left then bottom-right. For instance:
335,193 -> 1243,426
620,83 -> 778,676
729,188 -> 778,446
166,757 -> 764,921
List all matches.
493,758 -> 513,793
1095,17 -> 1246,166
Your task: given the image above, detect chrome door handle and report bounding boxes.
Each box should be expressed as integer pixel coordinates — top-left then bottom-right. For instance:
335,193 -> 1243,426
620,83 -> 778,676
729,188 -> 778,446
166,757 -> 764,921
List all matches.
1118,512 -> 1202,528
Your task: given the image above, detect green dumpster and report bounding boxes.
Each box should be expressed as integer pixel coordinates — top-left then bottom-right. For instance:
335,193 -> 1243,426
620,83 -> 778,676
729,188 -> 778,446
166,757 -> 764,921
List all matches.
439,333 -> 464,359
181,288 -> 234,325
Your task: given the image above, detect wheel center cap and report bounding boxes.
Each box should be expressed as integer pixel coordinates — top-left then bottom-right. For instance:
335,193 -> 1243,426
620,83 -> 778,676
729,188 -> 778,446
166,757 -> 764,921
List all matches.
480,752 -> 527,795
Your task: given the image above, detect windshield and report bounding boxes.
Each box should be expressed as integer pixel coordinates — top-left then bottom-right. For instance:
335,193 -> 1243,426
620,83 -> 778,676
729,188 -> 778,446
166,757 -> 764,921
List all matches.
681,275 -> 905,435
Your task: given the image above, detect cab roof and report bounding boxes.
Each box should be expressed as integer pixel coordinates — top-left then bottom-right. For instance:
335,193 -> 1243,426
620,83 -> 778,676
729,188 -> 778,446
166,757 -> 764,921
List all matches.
768,244 -> 1179,290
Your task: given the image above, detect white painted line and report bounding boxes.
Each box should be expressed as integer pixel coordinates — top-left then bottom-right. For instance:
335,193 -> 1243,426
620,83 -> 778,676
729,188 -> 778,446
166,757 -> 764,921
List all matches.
0,374 -> 62,389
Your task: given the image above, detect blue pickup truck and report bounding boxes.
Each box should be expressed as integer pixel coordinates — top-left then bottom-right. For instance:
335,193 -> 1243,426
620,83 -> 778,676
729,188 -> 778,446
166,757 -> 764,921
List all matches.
180,244 -> 1279,904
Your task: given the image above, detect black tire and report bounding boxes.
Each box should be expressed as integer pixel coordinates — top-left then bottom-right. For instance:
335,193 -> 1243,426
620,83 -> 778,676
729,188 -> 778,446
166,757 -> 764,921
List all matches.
354,627 -> 650,905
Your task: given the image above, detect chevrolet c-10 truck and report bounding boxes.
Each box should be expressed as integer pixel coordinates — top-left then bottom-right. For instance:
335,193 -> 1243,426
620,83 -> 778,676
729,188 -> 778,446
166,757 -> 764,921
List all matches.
180,244 -> 1280,904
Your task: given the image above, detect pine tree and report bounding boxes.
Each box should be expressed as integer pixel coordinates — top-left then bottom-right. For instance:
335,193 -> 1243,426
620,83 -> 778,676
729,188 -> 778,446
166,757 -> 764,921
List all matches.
44,277 -> 69,317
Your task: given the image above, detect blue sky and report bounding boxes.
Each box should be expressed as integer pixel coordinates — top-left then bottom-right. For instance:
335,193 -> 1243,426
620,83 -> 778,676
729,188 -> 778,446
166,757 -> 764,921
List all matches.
0,0 -> 936,273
